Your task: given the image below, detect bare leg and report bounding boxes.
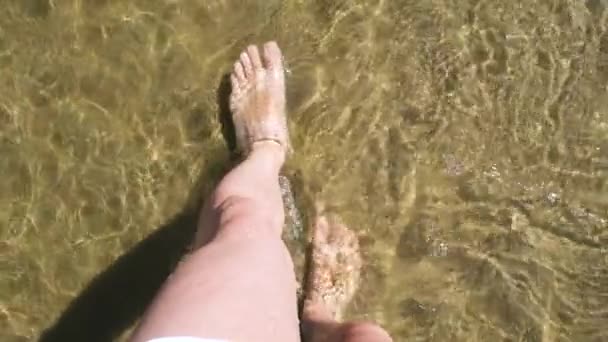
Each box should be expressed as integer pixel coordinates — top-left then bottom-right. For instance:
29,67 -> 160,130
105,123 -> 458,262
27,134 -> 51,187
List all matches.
131,42 -> 298,342
302,209 -> 393,342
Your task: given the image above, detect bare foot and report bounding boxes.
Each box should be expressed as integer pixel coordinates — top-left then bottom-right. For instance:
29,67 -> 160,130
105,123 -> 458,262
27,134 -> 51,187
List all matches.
304,206 -> 362,326
230,42 -> 290,156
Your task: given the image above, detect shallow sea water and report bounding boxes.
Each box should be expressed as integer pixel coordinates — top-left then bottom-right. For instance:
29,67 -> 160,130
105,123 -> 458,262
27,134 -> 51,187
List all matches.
1,0 -> 607,341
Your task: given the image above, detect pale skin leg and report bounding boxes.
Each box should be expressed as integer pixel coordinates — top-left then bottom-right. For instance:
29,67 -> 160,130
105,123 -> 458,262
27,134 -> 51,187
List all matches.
131,142 -> 299,342
131,42 -> 392,342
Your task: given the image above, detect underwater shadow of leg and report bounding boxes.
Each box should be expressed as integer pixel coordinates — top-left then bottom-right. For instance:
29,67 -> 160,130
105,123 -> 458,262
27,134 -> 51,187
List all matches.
40,77 -> 237,342
39,205 -> 200,342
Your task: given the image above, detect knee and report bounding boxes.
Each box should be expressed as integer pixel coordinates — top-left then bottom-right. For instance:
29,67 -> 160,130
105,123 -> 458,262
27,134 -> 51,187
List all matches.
338,321 -> 392,342
214,195 -> 284,236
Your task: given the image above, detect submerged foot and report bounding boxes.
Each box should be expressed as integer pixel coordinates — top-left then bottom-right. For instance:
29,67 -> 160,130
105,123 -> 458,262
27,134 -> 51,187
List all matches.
229,41 -> 290,156
304,206 -> 362,325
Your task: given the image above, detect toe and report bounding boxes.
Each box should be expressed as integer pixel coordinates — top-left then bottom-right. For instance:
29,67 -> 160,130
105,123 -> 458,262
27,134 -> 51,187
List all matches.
263,41 -> 283,70
234,62 -> 246,83
327,219 -> 344,244
230,74 -> 239,92
247,45 -> 263,70
240,52 -> 254,78
313,216 -> 330,245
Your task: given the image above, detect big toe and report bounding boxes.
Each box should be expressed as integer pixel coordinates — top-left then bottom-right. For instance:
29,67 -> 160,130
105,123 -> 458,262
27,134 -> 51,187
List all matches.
263,41 -> 284,71
313,215 -> 330,245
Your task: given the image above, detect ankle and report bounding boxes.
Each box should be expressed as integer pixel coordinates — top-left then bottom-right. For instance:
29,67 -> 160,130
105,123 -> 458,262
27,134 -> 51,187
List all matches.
249,140 -> 286,167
